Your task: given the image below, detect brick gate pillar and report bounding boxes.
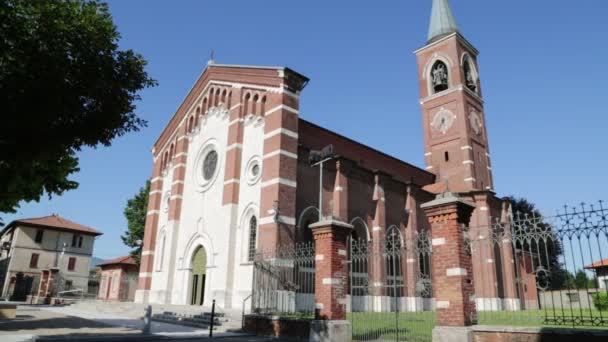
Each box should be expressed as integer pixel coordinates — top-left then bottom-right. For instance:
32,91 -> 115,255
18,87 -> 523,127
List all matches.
421,192 -> 476,341
309,219 -> 353,342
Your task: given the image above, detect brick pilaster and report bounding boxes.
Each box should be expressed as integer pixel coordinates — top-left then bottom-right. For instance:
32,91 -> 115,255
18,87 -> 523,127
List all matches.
422,193 -> 476,326
404,184 -> 420,299
258,91 -> 300,250
470,193 -> 498,307
331,159 -> 351,221
137,156 -> 164,295
310,219 -> 352,320
370,173 -> 387,297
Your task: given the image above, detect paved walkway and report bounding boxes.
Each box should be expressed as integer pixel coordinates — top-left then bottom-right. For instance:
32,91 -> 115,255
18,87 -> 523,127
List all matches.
0,305 -> 252,342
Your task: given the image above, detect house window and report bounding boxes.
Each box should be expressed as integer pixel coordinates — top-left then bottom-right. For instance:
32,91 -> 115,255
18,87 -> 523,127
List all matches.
65,280 -> 73,290
30,253 -> 39,268
248,216 -> 258,262
72,234 -> 83,248
68,257 -> 76,271
35,229 -> 44,243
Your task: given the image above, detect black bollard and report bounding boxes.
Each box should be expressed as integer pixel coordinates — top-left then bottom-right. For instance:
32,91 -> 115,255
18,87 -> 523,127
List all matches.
209,299 -> 216,338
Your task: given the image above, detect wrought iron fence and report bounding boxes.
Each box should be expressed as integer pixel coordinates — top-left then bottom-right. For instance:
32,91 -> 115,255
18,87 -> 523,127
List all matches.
470,200 -> 608,328
251,241 -> 316,316
349,228 -> 436,342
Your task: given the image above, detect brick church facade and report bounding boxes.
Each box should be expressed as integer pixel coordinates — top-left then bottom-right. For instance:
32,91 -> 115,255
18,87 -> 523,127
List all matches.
136,0 -> 521,311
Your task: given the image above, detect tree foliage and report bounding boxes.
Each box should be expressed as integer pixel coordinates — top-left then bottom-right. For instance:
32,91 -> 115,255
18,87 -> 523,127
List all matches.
121,181 -> 149,265
0,0 -> 156,223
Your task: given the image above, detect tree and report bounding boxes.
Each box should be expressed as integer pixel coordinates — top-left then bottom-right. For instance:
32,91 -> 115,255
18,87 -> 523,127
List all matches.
0,0 -> 156,224
121,181 -> 149,265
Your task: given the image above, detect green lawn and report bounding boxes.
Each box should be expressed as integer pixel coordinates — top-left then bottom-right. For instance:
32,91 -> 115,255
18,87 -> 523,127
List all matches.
348,311 -> 435,342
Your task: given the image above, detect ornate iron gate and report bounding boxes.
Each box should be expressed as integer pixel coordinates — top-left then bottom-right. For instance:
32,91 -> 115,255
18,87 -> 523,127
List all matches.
349,228 -> 436,342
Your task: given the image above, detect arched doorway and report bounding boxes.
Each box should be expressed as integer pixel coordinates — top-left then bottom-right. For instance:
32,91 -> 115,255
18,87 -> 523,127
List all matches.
190,246 -> 207,306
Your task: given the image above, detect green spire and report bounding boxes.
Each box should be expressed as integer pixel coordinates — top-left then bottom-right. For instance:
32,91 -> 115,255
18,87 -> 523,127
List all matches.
428,0 -> 460,43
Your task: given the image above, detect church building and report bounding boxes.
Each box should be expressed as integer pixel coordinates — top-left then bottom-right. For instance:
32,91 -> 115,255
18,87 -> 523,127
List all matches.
136,0 -> 520,311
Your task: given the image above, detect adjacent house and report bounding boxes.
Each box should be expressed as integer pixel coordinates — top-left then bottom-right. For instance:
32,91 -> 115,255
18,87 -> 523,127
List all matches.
97,255 -> 139,302
0,215 -> 102,301
585,259 -> 608,289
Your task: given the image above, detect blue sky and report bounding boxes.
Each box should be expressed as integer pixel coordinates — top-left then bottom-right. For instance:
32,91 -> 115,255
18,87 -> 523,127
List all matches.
4,0 -> 608,260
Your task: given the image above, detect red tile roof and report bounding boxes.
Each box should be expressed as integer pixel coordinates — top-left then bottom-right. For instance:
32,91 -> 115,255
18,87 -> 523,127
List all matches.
585,259 -> 608,269
6,214 -> 102,236
97,255 -> 137,267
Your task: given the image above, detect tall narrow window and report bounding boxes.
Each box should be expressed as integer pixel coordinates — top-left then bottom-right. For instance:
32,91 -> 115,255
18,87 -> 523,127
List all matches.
30,253 -> 39,268
248,216 -> 258,262
71,234 -> 78,247
78,236 -> 83,248
157,234 -> 166,271
68,257 -> 76,271
444,151 -> 450,162
35,229 -> 44,243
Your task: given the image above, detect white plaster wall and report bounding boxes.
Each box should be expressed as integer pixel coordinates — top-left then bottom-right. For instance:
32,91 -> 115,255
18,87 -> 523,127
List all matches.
170,110 -> 231,307
232,115 -> 265,309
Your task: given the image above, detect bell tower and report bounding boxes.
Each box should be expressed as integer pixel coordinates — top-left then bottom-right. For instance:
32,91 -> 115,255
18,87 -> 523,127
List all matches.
416,0 -> 493,192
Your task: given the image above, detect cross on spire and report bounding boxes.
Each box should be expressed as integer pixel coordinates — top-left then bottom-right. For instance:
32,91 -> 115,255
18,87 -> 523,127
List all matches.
428,0 -> 460,43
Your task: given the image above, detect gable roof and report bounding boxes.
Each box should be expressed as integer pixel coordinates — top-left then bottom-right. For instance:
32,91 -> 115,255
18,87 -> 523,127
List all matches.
5,215 -> 102,236
97,255 -> 136,267
585,259 -> 608,269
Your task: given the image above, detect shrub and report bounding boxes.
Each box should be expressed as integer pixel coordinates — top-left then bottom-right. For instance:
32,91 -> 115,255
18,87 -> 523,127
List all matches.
593,293 -> 608,311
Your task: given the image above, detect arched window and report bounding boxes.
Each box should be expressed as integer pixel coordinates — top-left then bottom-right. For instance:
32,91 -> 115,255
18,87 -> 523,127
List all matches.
431,60 -> 449,93
463,56 -> 478,93
247,216 -> 258,261
386,226 -> 404,298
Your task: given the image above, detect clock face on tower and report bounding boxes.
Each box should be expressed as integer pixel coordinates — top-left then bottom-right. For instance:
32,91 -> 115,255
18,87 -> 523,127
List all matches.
469,110 -> 483,135
431,108 -> 456,134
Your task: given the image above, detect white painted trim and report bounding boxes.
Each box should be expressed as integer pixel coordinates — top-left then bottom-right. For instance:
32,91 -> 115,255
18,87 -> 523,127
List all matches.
224,179 -> 240,185
480,206 -> 488,211
151,177 -> 162,183
259,215 -> 296,226
315,303 -> 324,309
462,160 -> 475,165
172,180 -> 185,185
264,104 -> 299,117
263,149 -> 298,160
334,186 -> 344,192
436,300 -> 450,309
147,210 -> 160,216
261,178 -> 297,188
264,128 -> 299,139
426,166 -> 434,170
447,268 -> 467,276
228,118 -> 244,126
461,145 -> 473,150
174,152 -> 187,158
172,163 -> 187,169
372,226 -> 382,232
315,255 -> 325,261
170,194 -> 183,200
142,251 -> 155,256
149,190 -> 162,195
432,237 -> 446,246
139,272 -> 153,278
424,152 -> 433,156
338,249 -> 347,256
487,258 -> 494,263
230,103 -> 241,111
226,143 -> 243,151
322,278 -> 342,285
464,177 -> 476,182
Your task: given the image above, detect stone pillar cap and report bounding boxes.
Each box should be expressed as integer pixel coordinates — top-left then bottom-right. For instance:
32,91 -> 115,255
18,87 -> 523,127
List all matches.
309,219 -> 353,230
420,191 -> 475,209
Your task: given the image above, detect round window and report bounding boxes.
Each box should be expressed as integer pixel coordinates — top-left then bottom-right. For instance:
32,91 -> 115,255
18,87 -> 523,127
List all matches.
246,156 -> 262,185
202,150 -> 218,181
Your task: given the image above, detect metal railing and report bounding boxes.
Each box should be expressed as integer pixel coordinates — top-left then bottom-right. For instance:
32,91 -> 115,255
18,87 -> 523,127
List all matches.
470,200 -> 608,328
251,241 -> 316,317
